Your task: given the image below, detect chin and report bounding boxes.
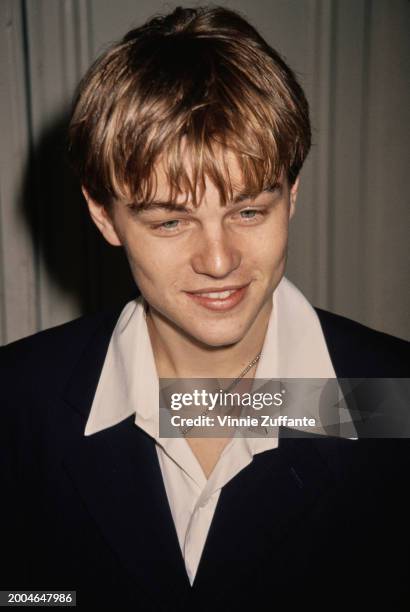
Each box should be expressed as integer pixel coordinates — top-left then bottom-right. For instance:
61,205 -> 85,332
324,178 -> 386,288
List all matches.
187,324 -> 247,348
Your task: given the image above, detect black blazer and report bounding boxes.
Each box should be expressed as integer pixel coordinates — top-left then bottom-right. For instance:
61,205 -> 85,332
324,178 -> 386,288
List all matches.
1,302 -> 409,611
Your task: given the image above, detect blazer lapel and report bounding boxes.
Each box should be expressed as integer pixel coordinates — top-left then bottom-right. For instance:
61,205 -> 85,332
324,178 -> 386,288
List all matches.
192,431 -> 345,596
60,307 -> 191,605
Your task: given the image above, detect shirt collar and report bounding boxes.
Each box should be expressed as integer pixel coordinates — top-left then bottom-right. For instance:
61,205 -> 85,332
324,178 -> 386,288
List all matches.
84,294 -> 159,437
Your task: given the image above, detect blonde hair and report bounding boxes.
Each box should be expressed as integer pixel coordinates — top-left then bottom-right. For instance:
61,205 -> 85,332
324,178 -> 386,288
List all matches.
68,6 -> 311,209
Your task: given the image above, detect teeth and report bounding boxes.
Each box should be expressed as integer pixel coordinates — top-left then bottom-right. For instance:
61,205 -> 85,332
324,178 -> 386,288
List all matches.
198,290 -> 237,299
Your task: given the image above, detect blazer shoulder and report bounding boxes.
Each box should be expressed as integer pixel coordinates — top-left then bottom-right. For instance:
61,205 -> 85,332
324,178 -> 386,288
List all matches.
0,305 -> 122,381
314,307 -> 409,377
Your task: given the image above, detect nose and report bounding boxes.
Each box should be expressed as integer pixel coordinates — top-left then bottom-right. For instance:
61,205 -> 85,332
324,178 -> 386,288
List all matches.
190,225 -> 241,278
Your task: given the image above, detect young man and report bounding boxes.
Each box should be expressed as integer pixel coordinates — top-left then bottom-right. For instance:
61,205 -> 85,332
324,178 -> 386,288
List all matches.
1,6 -> 409,611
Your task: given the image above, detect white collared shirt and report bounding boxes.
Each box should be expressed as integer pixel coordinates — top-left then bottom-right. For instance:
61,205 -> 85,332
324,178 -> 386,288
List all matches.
84,277 -> 356,585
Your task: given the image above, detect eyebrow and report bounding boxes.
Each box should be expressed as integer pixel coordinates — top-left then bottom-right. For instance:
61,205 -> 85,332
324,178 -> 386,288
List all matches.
125,183 -> 282,215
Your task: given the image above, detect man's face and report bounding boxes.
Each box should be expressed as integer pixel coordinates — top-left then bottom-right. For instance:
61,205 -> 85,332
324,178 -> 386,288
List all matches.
86,152 -> 299,348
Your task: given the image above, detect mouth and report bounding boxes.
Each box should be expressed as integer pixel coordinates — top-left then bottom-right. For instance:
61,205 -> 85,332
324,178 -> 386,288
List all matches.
184,284 -> 249,311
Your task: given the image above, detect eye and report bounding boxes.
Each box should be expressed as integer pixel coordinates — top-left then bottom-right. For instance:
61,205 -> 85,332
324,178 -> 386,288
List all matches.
159,220 -> 179,230
236,208 -> 267,223
240,209 -> 258,219
150,219 -> 186,234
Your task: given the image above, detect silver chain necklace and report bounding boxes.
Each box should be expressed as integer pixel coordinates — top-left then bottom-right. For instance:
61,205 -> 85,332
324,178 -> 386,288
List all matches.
180,352 -> 261,436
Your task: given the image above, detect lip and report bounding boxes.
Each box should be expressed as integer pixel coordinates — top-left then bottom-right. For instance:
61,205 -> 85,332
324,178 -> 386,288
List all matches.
187,285 -> 247,294
184,284 -> 249,311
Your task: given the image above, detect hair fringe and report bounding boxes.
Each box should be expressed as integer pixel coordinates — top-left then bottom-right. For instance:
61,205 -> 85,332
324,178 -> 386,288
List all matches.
68,6 -> 311,209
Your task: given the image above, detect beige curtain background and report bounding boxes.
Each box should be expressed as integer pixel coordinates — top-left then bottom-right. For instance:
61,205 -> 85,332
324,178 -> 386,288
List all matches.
0,0 -> 409,344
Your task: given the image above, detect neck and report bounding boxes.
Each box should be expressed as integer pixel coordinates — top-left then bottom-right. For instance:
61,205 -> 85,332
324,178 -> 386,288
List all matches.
145,300 -> 272,379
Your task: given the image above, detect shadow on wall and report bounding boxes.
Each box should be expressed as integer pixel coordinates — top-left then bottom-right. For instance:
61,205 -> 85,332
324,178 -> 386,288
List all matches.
19,110 -> 138,319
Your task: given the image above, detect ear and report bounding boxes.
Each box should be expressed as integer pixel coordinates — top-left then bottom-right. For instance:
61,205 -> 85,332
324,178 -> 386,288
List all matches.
82,187 -> 122,247
289,176 -> 300,220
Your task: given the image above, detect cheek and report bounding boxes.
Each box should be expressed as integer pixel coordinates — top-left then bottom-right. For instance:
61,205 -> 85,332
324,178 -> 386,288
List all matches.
125,234 -> 183,287
247,218 -> 289,263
